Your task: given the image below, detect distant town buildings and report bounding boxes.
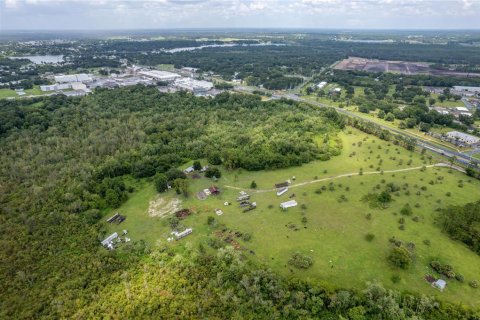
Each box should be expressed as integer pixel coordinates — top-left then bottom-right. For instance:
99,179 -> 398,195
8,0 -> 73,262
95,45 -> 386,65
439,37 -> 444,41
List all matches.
34,66 -> 220,98
429,105 -> 473,119
453,86 -> 480,94
317,81 -> 327,89
445,131 -> 480,146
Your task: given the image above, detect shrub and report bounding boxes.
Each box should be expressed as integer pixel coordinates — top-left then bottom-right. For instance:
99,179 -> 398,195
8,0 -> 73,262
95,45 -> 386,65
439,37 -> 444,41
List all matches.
207,236 -> 223,249
365,233 -> 375,242
166,168 -> 186,181
347,306 -> 366,320
207,153 -> 222,165
365,213 -> 372,220
242,232 -> 252,241
250,180 -> 257,189
207,216 -> 216,226
391,274 -> 401,284
455,274 -> 464,283
288,252 -> 314,269
193,160 -> 202,171
205,167 -> 222,179
154,173 -> 168,192
469,280 -> 478,288
387,246 -> 412,269
423,239 -> 431,246
430,261 -> 441,271
168,216 -> 180,229
378,191 -> 392,204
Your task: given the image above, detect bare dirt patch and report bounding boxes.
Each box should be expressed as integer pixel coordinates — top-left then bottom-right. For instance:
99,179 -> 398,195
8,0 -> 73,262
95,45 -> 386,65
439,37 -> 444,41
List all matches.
148,196 -> 182,218
334,57 -> 480,77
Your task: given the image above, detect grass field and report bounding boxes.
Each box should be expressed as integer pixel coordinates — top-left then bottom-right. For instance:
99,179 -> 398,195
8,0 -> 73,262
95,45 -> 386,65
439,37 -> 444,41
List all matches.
338,105 -> 466,152
106,127 -> 480,307
0,85 -> 45,99
156,64 -> 175,71
430,93 -> 465,108
0,89 -> 17,98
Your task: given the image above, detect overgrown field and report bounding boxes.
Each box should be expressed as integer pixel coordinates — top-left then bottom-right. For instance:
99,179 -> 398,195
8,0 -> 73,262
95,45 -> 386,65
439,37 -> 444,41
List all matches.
109,127 -> 480,307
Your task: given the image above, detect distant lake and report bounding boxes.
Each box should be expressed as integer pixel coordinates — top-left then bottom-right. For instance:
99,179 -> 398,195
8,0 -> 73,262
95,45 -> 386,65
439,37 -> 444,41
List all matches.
164,42 -> 284,53
164,44 -> 237,53
336,39 -> 395,44
10,55 -> 64,64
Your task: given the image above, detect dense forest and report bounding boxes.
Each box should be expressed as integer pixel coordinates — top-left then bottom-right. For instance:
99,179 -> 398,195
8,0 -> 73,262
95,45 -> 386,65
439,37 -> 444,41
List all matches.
0,87 -> 344,318
312,40 -> 480,66
438,201 -> 480,255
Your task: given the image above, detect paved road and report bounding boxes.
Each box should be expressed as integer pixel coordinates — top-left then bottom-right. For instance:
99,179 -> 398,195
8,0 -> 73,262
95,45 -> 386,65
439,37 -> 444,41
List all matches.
234,85 -> 477,167
299,97 -> 476,166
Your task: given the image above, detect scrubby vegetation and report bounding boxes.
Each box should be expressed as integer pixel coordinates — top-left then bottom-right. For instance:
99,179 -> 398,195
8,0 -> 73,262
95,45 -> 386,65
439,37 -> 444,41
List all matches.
438,201 -> 480,254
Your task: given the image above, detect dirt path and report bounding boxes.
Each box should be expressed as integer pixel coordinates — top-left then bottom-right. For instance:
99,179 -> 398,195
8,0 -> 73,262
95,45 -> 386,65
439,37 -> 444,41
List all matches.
224,163 -> 463,193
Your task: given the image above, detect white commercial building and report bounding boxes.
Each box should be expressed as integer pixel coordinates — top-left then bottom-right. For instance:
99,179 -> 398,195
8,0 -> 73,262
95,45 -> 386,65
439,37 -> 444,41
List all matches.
71,82 -> 87,91
175,78 -> 213,95
446,131 -> 480,145
40,82 -> 77,92
54,73 -> 92,83
453,86 -> 480,93
40,84 -> 57,92
139,70 -> 181,82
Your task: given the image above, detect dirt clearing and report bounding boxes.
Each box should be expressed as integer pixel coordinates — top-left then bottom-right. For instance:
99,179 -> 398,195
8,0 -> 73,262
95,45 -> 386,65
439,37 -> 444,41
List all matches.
148,196 -> 182,218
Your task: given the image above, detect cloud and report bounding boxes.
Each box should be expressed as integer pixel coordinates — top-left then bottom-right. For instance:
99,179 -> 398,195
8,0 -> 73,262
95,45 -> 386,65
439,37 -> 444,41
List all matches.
1,0 -> 480,30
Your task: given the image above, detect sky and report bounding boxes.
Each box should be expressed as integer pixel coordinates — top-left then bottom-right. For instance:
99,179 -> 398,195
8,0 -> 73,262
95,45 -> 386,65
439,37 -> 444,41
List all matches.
0,0 -> 479,31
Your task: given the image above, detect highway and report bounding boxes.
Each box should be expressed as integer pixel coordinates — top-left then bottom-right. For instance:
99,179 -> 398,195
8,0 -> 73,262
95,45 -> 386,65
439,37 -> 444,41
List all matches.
234,85 -> 477,166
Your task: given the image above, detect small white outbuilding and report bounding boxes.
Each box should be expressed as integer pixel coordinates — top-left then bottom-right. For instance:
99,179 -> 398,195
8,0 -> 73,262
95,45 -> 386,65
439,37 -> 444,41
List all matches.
433,279 -> 447,291
280,200 -> 298,210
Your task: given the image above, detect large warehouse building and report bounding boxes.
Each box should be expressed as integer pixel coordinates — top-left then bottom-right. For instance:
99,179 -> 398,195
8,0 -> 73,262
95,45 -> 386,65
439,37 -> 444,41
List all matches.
138,70 -> 181,82
54,73 -> 92,83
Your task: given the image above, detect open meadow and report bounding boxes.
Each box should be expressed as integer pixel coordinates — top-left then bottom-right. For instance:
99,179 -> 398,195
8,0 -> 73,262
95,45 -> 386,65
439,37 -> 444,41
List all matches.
107,127 -> 480,307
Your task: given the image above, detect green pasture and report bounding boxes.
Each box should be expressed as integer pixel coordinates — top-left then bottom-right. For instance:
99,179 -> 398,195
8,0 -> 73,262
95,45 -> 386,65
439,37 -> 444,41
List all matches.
106,127 -> 480,307
0,85 -> 45,99
0,89 -> 17,98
